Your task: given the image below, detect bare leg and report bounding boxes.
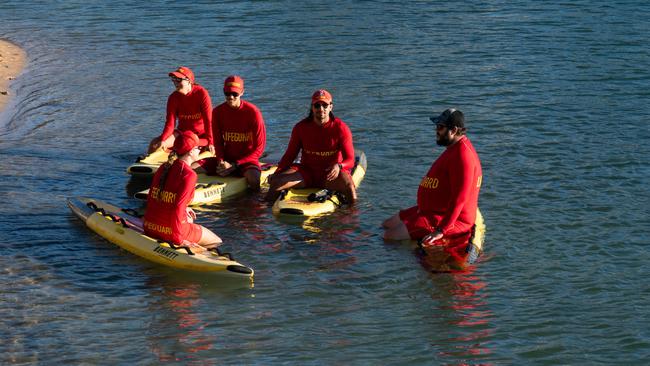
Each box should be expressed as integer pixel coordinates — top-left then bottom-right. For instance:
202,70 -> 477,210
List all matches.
382,214 -> 412,241
148,131 -> 178,154
198,225 -> 222,248
243,168 -> 262,191
324,170 -> 357,204
265,170 -> 306,202
382,213 -> 402,228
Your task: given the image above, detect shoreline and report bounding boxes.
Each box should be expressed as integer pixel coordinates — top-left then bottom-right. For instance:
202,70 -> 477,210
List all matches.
0,39 -> 27,113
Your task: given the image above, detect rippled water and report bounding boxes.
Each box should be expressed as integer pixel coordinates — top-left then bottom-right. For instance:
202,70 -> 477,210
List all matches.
1,1 -> 649,364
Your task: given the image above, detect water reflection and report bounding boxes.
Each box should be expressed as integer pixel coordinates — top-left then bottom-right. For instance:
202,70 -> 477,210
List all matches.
428,271 -> 494,365
278,207 -> 364,273
145,272 -> 251,364
125,176 -> 152,199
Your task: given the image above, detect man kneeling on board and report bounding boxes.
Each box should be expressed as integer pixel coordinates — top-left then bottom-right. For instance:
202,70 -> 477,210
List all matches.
144,131 -> 222,252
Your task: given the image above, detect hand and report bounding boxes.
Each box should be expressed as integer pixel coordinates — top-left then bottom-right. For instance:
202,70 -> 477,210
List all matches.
421,230 -> 443,248
148,137 -> 162,154
208,144 -> 215,156
186,207 -> 196,222
216,160 -> 235,176
326,163 -> 341,181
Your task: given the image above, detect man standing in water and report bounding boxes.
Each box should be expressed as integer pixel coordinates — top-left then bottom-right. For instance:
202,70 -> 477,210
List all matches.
148,66 -> 214,155
382,108 -> 482,264
266,89 -> 356,204
200,75 -> 266,190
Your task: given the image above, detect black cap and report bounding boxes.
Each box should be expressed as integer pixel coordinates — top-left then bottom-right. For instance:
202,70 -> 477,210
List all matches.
430,108 -> 465,128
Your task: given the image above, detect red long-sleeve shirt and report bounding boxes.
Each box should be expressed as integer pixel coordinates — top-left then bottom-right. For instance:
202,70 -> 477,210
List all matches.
143,160 -> 197,244
160,84 -> 213,144
417,136 -> 482,236
277,116 -> 355,173
212,100 -> 266,165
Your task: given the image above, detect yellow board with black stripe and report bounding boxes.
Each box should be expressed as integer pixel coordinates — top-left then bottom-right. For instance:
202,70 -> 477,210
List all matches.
67,197 -> 254,278
272,150 -> 367,218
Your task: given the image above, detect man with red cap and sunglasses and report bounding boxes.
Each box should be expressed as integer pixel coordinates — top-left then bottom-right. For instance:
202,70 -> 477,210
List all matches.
148,66 -> 215,156
199,75 -> 266,190
382,108 -> 482,266
144,130 -> 222,252
266,89 -> 356,204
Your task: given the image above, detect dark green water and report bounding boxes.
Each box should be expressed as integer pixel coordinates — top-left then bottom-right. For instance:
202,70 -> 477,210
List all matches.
1,1 -> 649,364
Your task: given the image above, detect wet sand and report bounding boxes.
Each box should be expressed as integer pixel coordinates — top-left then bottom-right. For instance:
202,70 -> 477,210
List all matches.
0,39 -> 26,113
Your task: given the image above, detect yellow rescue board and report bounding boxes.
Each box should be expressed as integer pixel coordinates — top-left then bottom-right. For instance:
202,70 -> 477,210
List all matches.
67,197 -> 254,278
134,163 -> 277,205
126,149 -> 214,176
272,150 -> 367,218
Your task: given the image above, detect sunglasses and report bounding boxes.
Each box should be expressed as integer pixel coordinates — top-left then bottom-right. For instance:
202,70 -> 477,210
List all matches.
313,103 -> 330,109
436,123 -> 449,130
224,92 -> 240,98
170,76 -> 188,83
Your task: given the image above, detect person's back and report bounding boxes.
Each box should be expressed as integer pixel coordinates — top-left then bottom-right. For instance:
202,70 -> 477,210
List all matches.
143,131 -> 222,250
144,159 -> 197,244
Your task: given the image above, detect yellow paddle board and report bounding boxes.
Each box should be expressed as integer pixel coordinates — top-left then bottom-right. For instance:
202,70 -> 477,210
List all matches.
67,197 -> 254,278
272,150 -> 367,217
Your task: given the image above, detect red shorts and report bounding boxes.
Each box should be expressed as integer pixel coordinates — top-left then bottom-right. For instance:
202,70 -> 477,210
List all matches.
181,222 -> 203,243
421,232 -> 473,270
200,157 -> 261,176
399,206 -> 439,240
291,164 -> 350,188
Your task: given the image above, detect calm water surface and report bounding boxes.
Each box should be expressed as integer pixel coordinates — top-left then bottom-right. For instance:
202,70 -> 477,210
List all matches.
1,1 -> 649,364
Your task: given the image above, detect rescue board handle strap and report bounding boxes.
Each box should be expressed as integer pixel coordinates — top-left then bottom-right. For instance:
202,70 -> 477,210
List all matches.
209,247 -> 234,261
121,208 -> 143,218
86,202 -> 135,229
158,240 -> 195,255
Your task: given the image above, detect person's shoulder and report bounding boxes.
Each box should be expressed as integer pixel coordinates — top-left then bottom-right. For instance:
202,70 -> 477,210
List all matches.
178,160 -> 197,178
186,84 -> 210,99
241,100 -> 262,114
332,117 -> 351,131
296,117 -> 312,127
457,136 -> 476,152
331,116 -> 347,125
214,102 -> 228,112
168,90 -> 181,100
241,100 -> 259,110
192,84 -> 208,93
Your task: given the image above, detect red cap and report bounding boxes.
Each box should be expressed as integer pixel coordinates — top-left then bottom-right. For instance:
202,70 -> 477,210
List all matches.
311,89 -> 332,104
224,75 -> 244,94
169,66 -> 195,83
173,131 -> 207,155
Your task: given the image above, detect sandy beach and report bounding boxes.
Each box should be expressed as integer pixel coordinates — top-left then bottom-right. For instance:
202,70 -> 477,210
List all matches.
0,39 -> 26,113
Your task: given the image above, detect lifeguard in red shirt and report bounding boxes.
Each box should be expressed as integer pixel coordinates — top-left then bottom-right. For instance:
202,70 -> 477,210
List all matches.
200,75 -> 266,190
144,131 -> 222,252
266,89 -> 356,204
382,108 -> 483,265
148,66 -> 215,155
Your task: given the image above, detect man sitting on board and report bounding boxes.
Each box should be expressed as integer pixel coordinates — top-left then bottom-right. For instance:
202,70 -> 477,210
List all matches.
148,66 -> 215,156
198,75 -> 266,190
266,89 -> 356,204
